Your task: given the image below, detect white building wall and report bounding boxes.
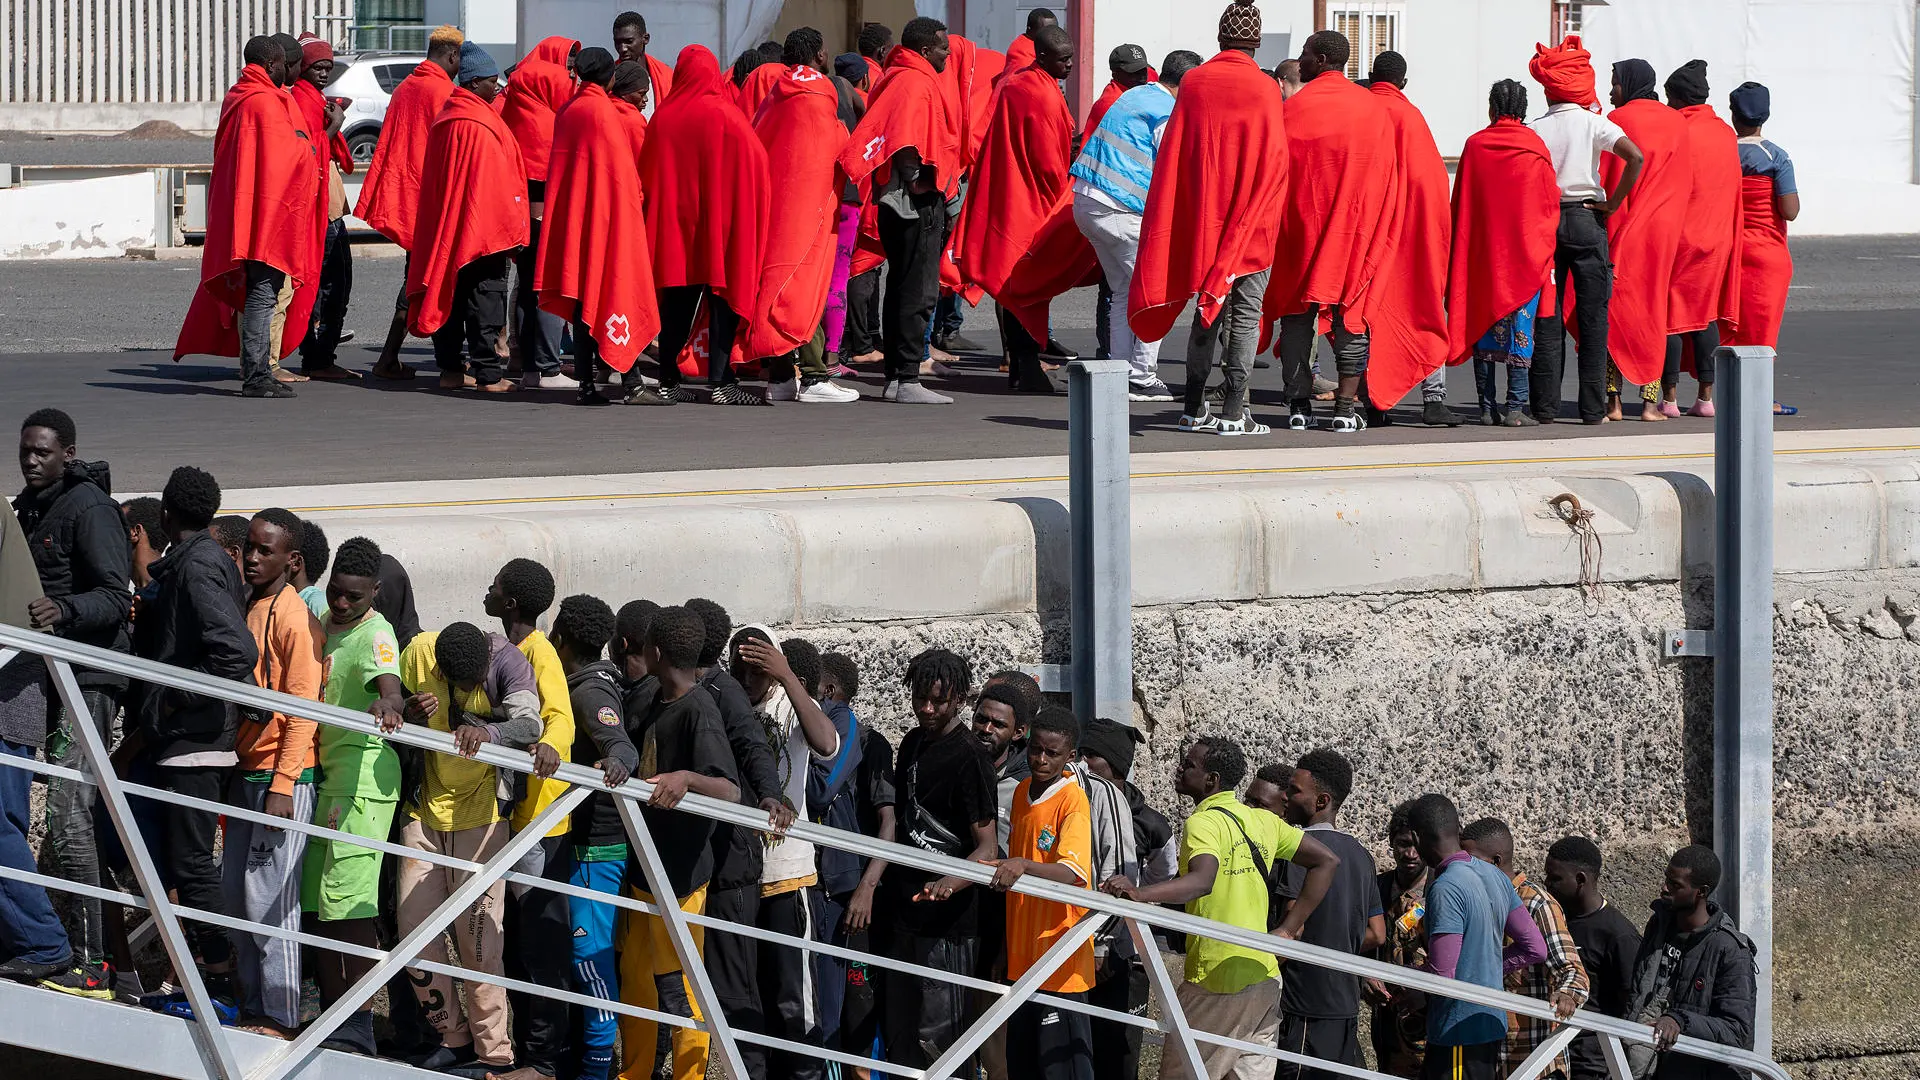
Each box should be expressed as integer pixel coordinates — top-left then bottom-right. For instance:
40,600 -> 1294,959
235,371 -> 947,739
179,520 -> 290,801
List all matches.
1085,0 -> 1311,90
1400,0 -> 1542,157
513,0 -> 782,66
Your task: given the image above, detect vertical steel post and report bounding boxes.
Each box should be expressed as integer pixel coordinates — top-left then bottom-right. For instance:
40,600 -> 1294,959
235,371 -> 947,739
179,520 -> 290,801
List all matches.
1067,357 -> 1135,727
1711,344 -> 1774,1054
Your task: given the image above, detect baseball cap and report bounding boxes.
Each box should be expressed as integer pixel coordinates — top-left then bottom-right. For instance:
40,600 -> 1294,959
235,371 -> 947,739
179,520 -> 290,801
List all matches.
1109,43 -> 1149,74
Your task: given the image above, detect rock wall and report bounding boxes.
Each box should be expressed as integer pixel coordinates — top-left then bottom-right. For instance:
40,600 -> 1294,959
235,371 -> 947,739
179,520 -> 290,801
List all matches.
784,569 -> 1920,1074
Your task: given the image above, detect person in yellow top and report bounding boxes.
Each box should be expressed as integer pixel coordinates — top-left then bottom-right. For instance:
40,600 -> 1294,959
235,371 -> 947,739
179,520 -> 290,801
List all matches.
393,621 -> 547,1074
483,558 -> 577,1080
989,705 -> 1098,1080
228,508 -> 324,1035
1104,735 -> 1341,1080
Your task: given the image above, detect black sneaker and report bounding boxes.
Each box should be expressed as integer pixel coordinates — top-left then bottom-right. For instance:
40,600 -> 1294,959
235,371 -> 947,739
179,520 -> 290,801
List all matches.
240,380 -> 296,399
40,965 -> 115,1001
1422,401 -> 1458,427
1041,338 -> 1079,362
623,386 -> 679,406
415,1043 -> 478,1073
319,1010 -> 379,1056
576,386 -> 614,406
709,383 -> 767,406
0,955 -> 68,982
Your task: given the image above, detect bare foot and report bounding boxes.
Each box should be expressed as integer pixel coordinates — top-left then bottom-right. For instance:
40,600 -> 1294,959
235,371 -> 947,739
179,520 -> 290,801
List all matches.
274,369 -> 309,384
1606,395 -> 1624,422
929,345 -> 960,364
1639,404 -> 1669,422
850,350 -> 884,365
371,359 -> 416,380
439,372 -> 477,390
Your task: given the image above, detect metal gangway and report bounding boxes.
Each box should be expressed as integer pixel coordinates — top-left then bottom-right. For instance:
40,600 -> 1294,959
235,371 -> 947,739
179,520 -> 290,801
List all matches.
0,621 -> 1788,1080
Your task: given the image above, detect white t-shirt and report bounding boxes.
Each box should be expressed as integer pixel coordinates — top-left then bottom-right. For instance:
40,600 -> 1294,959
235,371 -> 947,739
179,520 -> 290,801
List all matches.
757,683 -> 840,887
1530,102 -> 1628,202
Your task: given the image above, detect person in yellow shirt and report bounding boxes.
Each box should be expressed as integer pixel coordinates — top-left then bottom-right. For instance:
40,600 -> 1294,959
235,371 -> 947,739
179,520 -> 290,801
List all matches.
483,558 -> 576,1080
989,705 -> 1097,1080
1104,736 -> 1341,1080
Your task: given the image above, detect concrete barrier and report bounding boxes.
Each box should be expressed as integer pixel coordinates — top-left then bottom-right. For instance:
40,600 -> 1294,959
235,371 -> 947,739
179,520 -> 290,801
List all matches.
297,457 -> 1919,632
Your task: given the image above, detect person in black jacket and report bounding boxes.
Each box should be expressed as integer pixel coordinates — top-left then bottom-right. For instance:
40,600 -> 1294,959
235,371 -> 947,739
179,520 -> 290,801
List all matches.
121,465 -> 259,991
1624,845 -> 1757,1080
15,408 -> 132,979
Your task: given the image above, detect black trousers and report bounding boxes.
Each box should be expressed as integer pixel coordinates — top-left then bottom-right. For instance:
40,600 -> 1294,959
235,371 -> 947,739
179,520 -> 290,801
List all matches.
881,930 -> 978,1069
1276,1011 -> 1364,1080
1095,275 -> 1113,359
877,193 -> 949,384
570,307 -> 600,386
842,268 -> 882,356
657,285 -> 741,388
432,252 -> 511,384
1420,1041 -> 1503,1080
1530,202 -> 1613,422
517,185 -> 566,376
1667,325 -> 1720,387
751,887 -> 827,1080
113,762 -> 232,967
505,836 -> 573,1075
300,218 -> 352,370
837,924 -> 883,1063
1088,956 -> 1148,1080
704,883 -> 761,1043
1008,992 -> 1094,1080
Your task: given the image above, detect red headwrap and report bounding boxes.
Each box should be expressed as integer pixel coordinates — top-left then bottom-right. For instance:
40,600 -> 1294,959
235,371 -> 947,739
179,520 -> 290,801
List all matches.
1530,35 -> 1598,111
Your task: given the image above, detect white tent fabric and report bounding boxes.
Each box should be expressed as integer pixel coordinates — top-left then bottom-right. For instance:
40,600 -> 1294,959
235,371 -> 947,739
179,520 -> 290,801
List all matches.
1581,0 -> 1914,182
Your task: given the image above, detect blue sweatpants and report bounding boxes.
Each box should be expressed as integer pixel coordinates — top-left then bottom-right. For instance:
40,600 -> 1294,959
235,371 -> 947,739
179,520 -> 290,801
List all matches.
570,855 -> 625,1080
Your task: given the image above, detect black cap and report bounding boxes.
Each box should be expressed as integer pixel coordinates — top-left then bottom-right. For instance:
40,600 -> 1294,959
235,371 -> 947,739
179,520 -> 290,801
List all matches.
1109,43 -> 1149,74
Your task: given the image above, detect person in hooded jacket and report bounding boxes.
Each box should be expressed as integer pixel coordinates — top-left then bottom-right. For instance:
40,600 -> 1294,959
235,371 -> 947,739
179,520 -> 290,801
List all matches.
1623,845 -> 1757,1080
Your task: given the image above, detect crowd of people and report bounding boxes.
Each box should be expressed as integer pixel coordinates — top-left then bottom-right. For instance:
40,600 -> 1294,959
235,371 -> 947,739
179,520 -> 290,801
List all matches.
5,402 -> 1763,1079
172,4 -> 1799,432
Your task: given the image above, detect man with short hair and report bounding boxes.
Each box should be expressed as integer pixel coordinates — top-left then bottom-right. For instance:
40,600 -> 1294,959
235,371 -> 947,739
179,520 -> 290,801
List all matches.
408,42 -> 528,394
14,409 -> 130,984
1526,36 -> 1644,424
1002,7 -> 1056,76
1105,737 -> 1339,1080
1623,846 -> 1757,1080
1542,837 -> 1642,1080
1276,58 -> 1303,99
227,507 -> 325,1035
1404,795 -> 1548,1080
1130,1 -> 1288,437
1273,749 -> 1385,1080
174,36 -> 319,398
839,17 -> 963,405
972,682 -> 1032,851
358,24 -> 464,381
857,22 -> 893,86
1072,51 -> 1199,401
1267,30 -> 1397,434
394,621 -> 548,1073
128,466 -> 259,995
1459,817 -> 1590,1078
121,496 -> 165,589
880,648 -> 999,1071
292,519 -> 330,617
612,11 -> 673,111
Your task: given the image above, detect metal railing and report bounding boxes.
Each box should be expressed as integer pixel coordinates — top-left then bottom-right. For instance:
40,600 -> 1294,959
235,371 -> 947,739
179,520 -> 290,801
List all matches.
0,620 -> 1790,1080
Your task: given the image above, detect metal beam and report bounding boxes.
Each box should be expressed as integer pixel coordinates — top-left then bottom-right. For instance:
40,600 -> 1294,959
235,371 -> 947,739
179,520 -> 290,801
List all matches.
45,658 -> 243,1080
1711,344 -> 1775,1053
921,913 -> 1111,1079
1128,918 -> 1209,1080
1067,356 -> 1135,727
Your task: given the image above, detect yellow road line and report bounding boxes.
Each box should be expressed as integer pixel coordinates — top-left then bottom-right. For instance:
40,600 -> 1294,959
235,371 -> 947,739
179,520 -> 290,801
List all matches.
268,443 -> 1920,515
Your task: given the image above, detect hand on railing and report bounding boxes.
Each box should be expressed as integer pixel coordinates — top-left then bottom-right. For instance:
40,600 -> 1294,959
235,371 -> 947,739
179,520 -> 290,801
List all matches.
761,795 -> 795,836
914,875 -> 968,902
370,699 -> 405,733
1100,873 -> 1138,900
647,771 -> 693,808
531,744 -> 562,779
598,757 -> 632,789
986,857 -> 1033,891
453,724 -> 491,758
1552,990 -> 1581,1021
1652,1016 -> 1683,1052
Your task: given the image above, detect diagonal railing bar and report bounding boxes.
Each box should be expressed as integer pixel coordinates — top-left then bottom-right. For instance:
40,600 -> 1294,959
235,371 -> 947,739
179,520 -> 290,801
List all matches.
0,624 -> 1791,1080
1603,1033 -> 1635,1080
254,785 -> 590,1080
614,794 -> 753,1080
922,912 -> 1112,1080
1127,918 -> 1209,1080
1509,1025 -> 1583,1080
46,656 -> 244,1080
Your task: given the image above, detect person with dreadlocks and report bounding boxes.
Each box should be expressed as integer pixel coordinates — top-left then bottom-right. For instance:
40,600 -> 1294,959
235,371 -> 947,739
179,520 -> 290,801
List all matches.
726,626 -> 849,1079
1662,59 -> 1742,417
1449,81 -> 1562,426
1524,35 -> 1641,424
876,648 -> 996,1071
1600,58 -> 1691,422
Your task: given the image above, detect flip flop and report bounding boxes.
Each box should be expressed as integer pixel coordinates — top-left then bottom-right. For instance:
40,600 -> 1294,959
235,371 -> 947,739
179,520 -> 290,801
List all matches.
1773,402 -> 1798,415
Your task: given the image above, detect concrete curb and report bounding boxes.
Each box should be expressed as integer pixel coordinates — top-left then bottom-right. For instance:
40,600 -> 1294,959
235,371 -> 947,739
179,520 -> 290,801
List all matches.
303,457 -> 1920,631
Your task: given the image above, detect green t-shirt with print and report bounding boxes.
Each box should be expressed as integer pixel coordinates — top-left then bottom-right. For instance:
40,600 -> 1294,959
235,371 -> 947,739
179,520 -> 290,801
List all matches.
318,612 -> 403,801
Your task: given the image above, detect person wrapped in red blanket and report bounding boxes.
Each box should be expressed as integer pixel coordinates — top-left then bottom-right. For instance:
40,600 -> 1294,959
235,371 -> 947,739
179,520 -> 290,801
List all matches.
288,34 -> 358,381
1720,81 -> 1799,417
173,36 -> 319,399
1264,29 -> 1395,433
612,10 -> 674,103
499,34 -> 580,388
1661,59 -> 1743,417
1129,2 -> 1287,435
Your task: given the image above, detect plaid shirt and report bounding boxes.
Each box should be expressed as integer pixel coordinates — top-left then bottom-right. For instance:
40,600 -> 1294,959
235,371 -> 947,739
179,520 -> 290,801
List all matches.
1505,872 -> 1591,1076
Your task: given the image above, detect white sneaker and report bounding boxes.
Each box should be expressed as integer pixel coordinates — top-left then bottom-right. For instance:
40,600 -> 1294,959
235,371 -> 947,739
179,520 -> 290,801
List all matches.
883,380 -> 900,402
768,377 -> 799,402
798,379 -> 860,403
524,372 -> 580,390
1128,378 -> 1175,402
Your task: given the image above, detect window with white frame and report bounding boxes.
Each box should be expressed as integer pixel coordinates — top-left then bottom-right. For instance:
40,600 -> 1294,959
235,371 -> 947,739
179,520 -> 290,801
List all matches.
1326,1 -> 1405,80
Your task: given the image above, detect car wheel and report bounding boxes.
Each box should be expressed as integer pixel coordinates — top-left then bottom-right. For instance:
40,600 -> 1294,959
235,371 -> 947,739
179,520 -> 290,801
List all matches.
347,129 -> 380,164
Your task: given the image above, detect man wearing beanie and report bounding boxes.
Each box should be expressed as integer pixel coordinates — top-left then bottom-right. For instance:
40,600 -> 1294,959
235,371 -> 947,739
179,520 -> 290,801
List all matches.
1723,81 -> 1800,408
1526,36 -> 1644,424
290,33 -> 360,383
1128,0 -> 1289,436
404,42 -> 527,394
1662,59 -> 1743,418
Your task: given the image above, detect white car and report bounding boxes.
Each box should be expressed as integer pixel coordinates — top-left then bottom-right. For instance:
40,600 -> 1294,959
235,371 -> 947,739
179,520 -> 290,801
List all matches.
326,52 -> 429,165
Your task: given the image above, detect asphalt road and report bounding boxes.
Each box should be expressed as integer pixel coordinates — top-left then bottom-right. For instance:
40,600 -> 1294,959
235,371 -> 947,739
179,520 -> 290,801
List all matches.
0,236 -> 1914,491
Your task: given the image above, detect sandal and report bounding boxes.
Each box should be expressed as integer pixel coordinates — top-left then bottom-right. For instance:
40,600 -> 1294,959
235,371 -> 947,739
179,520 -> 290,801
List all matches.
1216,416 -> 1270,437
1178,411 -> 1221,433
1773,402 -> 1798,415
1329,411 -> 1367,434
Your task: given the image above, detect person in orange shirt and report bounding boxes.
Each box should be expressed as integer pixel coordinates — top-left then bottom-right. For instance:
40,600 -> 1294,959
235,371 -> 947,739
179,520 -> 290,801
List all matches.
989,705 -> 1096,1080
228,507 -> 324,1035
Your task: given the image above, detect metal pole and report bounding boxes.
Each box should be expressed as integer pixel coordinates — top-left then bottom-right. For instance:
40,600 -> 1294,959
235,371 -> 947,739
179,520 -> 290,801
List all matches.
1067,356 -> 1134,727
1711,343 -> 1774,1054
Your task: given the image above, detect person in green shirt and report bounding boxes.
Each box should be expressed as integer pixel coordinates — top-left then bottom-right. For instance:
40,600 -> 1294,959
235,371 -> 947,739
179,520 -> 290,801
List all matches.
300,536 -> 406,1057
1104,736 -> 1339,1080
